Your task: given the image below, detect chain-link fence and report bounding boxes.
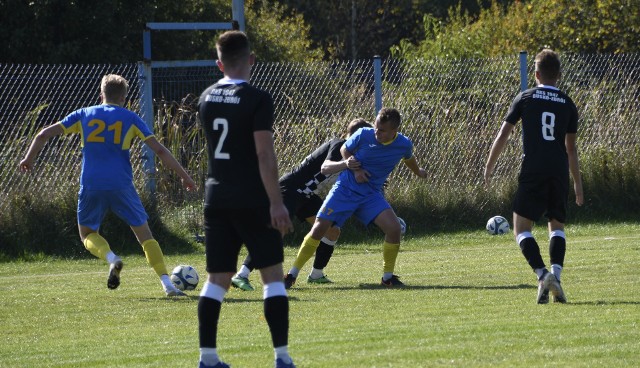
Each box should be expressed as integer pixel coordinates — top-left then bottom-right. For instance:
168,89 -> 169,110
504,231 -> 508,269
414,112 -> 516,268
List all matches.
2,54 -> 639,231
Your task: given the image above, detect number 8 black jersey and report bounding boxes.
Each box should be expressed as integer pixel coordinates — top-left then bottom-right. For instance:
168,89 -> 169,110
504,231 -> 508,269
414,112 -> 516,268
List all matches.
505,86 -> 578,175
198,81 -> 275,209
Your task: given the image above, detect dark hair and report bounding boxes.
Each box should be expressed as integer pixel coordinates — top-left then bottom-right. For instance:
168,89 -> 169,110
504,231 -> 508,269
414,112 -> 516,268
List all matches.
376,108 -> 401,129
216,30 -> 250,67
535,49 -> 561,81
344,118 -> 372,138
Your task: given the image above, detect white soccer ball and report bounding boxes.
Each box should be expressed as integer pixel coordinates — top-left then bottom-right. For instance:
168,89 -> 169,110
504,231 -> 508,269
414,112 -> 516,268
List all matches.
397,217 -> 407,235
170,265 -> 199,291
486,215 -> 510,235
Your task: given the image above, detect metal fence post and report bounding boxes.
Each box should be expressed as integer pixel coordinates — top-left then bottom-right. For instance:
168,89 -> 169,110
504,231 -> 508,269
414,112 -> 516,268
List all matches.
138,61 -> 156,194
519,51 -> 528,91
232,0 -> 245,32
373,55 -> 382,114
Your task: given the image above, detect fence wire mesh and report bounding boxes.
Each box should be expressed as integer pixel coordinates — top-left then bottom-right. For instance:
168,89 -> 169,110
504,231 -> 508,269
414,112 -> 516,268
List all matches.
2,54 -> 639,232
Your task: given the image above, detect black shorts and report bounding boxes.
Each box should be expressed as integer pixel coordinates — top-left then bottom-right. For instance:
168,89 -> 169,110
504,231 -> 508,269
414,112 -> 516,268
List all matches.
203,206 -> 284,273
282,188 -> 323,223
512,172 -> 569,223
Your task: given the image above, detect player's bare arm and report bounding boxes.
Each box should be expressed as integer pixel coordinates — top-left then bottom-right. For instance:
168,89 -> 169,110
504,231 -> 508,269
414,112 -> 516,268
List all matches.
254,130 -> 293,235
402,156 -> 427,178
484,121 -> 514,186
321,156 -> 360,175
340,144 -> 370,183
565,132 -> 584,206
19,123 -> 64,173
145,137 -> 197,191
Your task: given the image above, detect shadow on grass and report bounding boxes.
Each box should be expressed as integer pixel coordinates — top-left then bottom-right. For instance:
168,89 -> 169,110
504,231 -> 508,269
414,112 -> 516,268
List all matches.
565,300 -> 640,306
135,295 -> 303,303
301,283 -> 536,291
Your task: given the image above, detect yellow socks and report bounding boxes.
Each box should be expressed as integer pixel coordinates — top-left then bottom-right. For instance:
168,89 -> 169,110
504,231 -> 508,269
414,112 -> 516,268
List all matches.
383,242 -> 400,273
141,239 -> 168,276
83,233 -> 111,261
293,234 -> 321,270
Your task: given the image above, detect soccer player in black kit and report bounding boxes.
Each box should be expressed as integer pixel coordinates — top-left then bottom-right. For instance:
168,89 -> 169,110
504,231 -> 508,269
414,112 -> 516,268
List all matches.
196,30 -> 296,368
484,49 -> 584,304
231,118 -> 372,291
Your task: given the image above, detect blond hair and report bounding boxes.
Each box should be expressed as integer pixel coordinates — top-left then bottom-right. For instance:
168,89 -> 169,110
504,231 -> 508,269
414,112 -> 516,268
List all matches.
101,74 -> 128,102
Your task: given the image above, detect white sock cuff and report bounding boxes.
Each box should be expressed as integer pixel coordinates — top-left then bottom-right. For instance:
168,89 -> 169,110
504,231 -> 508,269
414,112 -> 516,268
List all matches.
200,281 -> 227,302
549,230 -> 566,239
321,237 -> 336,246
516,231 -> 534,245
263,281 -> 287,299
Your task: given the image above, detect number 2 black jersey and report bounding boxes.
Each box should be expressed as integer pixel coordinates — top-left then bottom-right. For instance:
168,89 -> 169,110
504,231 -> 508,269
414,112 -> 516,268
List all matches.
198,81 -> 274,209
505,86 -> 578,175
279,138 -> 345,197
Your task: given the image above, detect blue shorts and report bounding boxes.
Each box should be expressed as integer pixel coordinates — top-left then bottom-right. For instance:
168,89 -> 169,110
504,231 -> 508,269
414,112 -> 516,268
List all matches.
318,184 -> 390,227
77,185 -> 148,230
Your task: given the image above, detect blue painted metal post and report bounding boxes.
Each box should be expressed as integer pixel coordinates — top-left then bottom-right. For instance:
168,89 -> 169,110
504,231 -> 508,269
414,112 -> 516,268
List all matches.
232,0 -> 245,31
373,55 -> 382,114
138,64 -> 156,193
519,51 -> 528,91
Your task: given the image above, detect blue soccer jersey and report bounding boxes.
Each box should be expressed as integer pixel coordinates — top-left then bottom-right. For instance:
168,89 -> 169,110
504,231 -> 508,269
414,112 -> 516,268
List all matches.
337,127 -> 413,195
59,104 -> 153,190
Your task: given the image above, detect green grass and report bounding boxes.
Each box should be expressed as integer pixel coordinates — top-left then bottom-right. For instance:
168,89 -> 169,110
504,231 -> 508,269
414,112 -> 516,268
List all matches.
1,223 -> 639,367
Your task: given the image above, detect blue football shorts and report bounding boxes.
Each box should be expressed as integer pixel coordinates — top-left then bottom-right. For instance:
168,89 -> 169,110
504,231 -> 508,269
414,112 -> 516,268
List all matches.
317,184 -> 390,227
77,185 -> 149,230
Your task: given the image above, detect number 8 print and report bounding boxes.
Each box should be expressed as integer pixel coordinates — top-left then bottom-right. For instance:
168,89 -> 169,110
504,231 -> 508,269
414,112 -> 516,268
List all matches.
541,111 -> 555,141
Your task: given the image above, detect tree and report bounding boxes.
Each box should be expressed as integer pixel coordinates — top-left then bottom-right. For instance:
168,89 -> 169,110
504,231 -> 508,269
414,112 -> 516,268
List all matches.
391,0 -> 640,59
0,0 -> 322,63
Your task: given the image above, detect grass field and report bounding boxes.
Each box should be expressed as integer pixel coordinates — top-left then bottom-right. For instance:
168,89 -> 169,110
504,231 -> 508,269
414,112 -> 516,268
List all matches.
1,222 -> 639,367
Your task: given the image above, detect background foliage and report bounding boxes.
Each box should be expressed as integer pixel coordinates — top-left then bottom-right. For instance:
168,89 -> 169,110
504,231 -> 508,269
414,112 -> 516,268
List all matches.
3,0 -> 638,64
392,0 -> 640,59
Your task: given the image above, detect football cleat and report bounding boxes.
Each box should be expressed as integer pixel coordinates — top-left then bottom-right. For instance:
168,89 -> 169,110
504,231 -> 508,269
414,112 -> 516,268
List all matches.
165,287 -> 187,297
275,358 -> 296,368
380,275 -> 405,287
231,275 -> 255,291
107,259 -> 124,290
549,276 -> 567,303
537,271 -> 553,304
199,361 -> 230,368
284,274 -> 297,289
307,275 -> 333,284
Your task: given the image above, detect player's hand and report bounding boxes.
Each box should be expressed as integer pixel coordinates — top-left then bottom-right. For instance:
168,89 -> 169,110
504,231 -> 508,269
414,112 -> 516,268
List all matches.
345,156 -> 361,170
18,158 -> 33,173
270,203 -> 294,237
417,168 -> 427,178
575,187 -> 584,206
483,167 -> 492,187
354,169 -> 370,183
181,177 -> 197,191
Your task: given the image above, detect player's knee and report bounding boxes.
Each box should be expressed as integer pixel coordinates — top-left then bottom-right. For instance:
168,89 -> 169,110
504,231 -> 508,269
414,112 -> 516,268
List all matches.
326,226 -> 340,241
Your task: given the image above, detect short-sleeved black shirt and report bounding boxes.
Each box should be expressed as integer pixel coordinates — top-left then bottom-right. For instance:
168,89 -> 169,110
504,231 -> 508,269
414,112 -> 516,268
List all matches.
505,86 -> 578,175
279,138 -> 345,196
198,81 -> 274,208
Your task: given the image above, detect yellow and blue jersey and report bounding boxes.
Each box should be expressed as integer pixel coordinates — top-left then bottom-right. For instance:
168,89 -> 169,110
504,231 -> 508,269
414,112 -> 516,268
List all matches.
58,104 -> 153,190
337,127 -> 413,195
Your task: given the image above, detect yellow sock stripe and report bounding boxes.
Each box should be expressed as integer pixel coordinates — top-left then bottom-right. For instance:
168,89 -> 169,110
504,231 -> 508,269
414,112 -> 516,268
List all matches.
383,242 -> 400,273
83,233 -> 111,261
293,234 -> 321,270
141,239 -> 168,276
